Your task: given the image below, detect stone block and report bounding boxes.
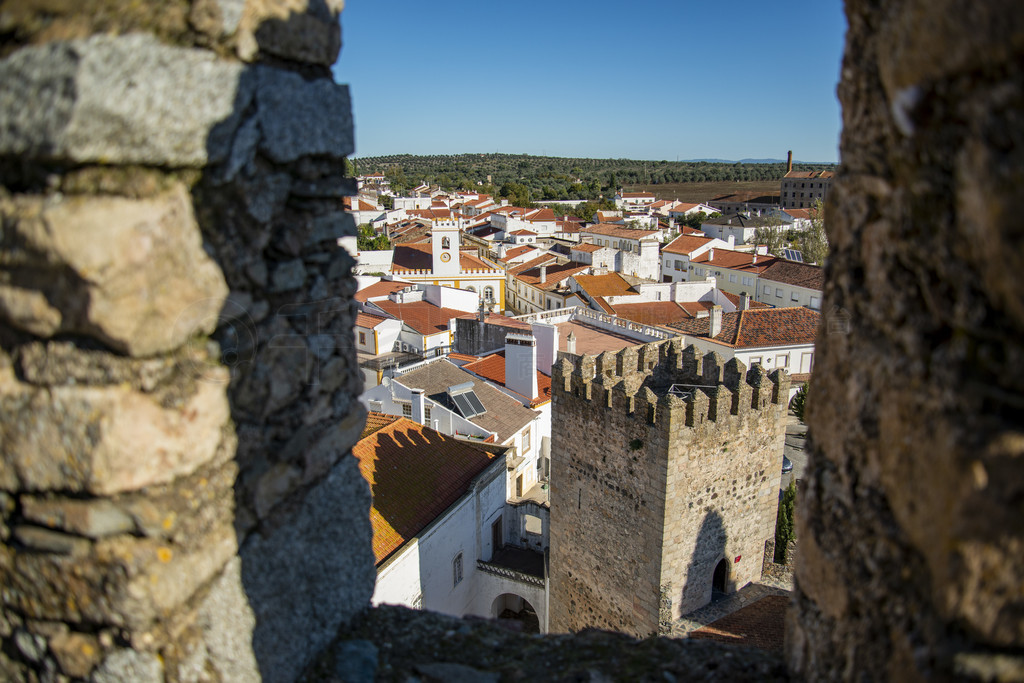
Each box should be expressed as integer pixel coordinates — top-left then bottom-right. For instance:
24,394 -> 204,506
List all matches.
1,371 -> 230,495
239,455 -> 375,683
0,35 -> 253,166
255,65 -> 353,164
91,648 -> 162,683
0,185 -> 228,356
236,0 -> 344,65
48,631 -> 101,679
195,557 -> 261,682
20,497 -> 134,539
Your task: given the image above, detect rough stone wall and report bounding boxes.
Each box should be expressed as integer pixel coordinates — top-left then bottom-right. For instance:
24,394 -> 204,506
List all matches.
659,354 -> 785,622
0,2 -> 375,681
789,1 -> 1024,680
548,341 -> 788,637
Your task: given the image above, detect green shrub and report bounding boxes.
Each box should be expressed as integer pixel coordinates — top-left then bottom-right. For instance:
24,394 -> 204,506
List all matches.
790,384 -> 807,423
774,480 -> 797,563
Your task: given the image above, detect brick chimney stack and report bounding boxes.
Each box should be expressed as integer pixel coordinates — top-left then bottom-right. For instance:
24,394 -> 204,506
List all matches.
787,150 -> 793,173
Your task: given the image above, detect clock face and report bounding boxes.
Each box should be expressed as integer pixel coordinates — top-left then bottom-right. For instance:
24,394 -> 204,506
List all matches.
440,252 -> 452,262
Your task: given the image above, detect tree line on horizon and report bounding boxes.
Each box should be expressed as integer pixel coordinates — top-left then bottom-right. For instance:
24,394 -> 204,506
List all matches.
353,153 -> 835,203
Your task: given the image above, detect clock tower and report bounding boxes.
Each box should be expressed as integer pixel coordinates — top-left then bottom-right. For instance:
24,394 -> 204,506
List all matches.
431,219 -> 460,277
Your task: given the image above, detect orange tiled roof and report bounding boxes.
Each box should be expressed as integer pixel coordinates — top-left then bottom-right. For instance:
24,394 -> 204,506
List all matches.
355,312 -> 390,329
758,260 -> 824,290
499,245 -> 538,261
571,243 -> 605,253
609,301 -> 700,326
391,243 -> 498,273
447,352 -> 480,362
692,249 -> 777,274
355,279 -> 414,302
525,208 -> 556,222
509,229 -> 537,236
354,414 -> 501,564
620,192 -> 655,199
667,307 -> 820,348
583,223 -> 660,240
370,299 -> 466,336
462,351 -> 552,406
662,234 -> 713,255
721,291 -> 771,309
361,411 -> 400,440
509,257 -> 588,292
571,273 -> 638,298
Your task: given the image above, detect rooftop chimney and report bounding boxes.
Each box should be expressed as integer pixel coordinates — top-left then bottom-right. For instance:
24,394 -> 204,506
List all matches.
709,304 -> 723,338
540,264 -> 547,284
787,150 -> 793,173
566,330 -> 577,355
739,292 -> 751,311
505,333 -> 538,400
708,248 -> 714,261
410,388 -> 425,425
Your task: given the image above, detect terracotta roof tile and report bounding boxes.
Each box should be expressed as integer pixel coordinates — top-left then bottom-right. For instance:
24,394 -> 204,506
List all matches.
354,414 -> 502,564
355,280 -> 414,302
462,351 -> 552,406
757,260 -> 824,290
609,301 -> 701,326
571,243 -> 605,253
572,273 -> 638,298
689,595 -> 788,652
510,257 -> 588,292
662,234 -> 714,255
391,243 -> 499,273
667,307 -> 820,348
455,313 -> 532,331
355,312 -> 390,329
584,223 -> 660,240
370,300 -> 466,336
692,250 -> 777,274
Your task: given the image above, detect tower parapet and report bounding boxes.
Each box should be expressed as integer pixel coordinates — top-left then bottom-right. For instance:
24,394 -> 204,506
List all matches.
549,339 -> 790,636
552,340 -> 790,430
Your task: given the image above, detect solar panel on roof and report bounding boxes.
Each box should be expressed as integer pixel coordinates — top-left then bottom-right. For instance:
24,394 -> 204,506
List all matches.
783,249 -> 804,262
464,391 -> 486,416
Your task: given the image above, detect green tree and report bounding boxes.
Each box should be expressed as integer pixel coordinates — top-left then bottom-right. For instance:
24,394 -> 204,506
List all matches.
356,224 -> 390,251
775,480 -> 797,563
378,194 -> 393,211
790,384 -> 807,423
753,213 -> 787,256
798,199 -> 829,264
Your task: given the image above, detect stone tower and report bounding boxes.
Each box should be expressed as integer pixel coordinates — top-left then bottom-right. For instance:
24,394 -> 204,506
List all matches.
548,340 -> 789,637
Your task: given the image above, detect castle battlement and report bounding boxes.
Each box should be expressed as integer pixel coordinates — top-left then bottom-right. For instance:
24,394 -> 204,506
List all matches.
552,339 -> 790,429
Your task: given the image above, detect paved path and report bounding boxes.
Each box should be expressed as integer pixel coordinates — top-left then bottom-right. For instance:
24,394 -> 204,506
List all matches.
670,577 -> 793,638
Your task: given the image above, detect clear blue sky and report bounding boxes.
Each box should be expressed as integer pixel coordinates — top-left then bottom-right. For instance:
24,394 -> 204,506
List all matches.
332,1 -> 846,163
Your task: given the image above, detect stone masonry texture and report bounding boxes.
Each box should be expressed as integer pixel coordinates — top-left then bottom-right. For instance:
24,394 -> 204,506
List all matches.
548,341 -> 788,637
0,2 -> 375,681
788,0 -> 1024,680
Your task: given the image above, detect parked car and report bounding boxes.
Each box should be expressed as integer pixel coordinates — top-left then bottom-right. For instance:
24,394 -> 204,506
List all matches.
782,455 -> 794,474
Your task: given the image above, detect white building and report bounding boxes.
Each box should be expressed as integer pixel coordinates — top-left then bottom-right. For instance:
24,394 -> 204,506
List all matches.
660,233 -> 732,283
357,413 -> 548,631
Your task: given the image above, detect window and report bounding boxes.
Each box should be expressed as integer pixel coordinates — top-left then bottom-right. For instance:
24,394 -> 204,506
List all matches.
729,274 -> 737,283
674,260 -> 684,270
776,354 -> 790,369
358,331 -> 366,345
522,426 -> 531,453
763,285 -> 771,295
776,288 -> 783,298
810,296 -> 821,310
452,553 -> 463,586
525,514 -> 542,535
424,406 -> 431,424
401,403 -> 411,418
441,236 -> 450,249
750,356 -> 762,367
791,291 -> 800,301
484,286 -> 494,302
742,276 -> 753,286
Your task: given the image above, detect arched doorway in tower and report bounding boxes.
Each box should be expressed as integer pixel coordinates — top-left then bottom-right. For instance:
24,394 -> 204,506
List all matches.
712,558 -> 729,599
490,593 -> 539,633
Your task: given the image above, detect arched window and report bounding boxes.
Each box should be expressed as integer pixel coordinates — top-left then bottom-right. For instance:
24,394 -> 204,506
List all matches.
484,286 -> 494,302
441,236 -> 450,249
